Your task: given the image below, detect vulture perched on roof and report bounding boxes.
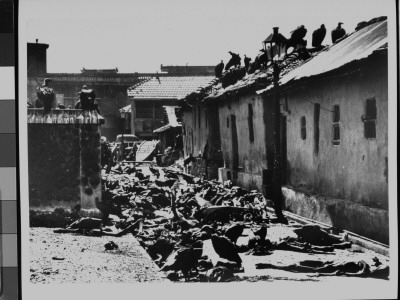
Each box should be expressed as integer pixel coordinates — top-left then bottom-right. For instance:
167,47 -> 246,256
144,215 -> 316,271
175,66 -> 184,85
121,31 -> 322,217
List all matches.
287,25 -> 308,49
215,60 -> 224,78
331,22 -> 346,44
211,234 -> 242,265
225,51 -> 241,71
244,55 -> 251,71
312,24 -> 326,48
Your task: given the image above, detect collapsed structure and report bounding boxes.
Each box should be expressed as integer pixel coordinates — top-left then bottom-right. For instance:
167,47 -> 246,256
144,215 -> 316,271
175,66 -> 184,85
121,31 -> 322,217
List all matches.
179,18 -> 389,244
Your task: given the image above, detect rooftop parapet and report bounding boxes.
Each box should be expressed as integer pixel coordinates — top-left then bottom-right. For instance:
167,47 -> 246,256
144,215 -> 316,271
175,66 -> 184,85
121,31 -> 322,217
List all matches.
27,108 -> 105,125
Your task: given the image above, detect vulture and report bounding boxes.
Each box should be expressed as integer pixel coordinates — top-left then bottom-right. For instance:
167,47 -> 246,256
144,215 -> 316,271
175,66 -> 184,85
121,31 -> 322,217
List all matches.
252,225 -> 267,241
215,60 -> 224,78
161,247 -> 203,279
148,165 -> 160,178
247,49 -> 268,73
36,81 -> 55,114
224,223 -> 245,244
331,22 -> 346,44
312,24 -> 326,48
244,55 -> 252,71
225,51 -> 241,71
355,21 -> 368,31
95,197 -> 122,219
211,234 -> 242,264
287,25 -> 307,49
79,87 -> 97,110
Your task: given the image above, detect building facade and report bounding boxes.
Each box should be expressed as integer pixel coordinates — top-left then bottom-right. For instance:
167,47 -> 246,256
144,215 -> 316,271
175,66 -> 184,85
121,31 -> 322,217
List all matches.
180,19 -> 389,243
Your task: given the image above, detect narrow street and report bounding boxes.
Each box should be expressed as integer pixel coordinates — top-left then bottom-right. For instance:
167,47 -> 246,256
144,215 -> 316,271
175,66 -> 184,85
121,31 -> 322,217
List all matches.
30,166 -> 390,285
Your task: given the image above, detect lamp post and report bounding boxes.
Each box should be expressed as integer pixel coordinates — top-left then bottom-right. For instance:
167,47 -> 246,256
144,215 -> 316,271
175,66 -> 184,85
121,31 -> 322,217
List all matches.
263,27 -> 288,223
119,112 -> 125,161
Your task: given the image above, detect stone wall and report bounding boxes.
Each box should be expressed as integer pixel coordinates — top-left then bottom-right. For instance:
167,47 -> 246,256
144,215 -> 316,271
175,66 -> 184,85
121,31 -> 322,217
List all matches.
28,123 -> 102,215
28,124 -> 81,209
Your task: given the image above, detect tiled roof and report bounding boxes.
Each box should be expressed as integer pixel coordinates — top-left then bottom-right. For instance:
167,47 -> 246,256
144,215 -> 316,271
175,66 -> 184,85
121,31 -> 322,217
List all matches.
153,106 -> 181,133
204,18 -> 387,101
119,104 -> 131,114
164,106 -> 180,127
127,76 -> 215,100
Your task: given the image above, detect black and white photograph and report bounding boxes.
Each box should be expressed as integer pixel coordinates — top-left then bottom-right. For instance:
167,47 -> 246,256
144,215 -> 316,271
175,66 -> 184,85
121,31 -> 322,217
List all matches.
18,0 -> 398,299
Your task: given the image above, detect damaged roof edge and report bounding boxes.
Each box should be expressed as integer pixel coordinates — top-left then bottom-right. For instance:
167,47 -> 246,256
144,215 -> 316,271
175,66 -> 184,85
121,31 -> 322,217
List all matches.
256,46 -> 388,96
256,20 -> 388,95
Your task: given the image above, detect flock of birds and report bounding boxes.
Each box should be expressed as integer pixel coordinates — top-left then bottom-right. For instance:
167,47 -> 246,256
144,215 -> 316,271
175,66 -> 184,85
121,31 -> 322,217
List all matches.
214,22 -> 347,78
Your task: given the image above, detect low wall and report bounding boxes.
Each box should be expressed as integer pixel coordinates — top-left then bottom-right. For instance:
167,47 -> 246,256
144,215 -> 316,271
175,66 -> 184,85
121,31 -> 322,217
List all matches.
282,187 -> 389,244
28,124 -> 81,209
216,167 -> 389,244
28,110 -> 103,217
218,167 -> 262,192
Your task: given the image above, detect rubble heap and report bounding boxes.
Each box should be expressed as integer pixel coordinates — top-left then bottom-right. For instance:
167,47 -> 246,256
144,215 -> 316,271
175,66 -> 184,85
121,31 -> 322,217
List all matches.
47,164 -> 389,282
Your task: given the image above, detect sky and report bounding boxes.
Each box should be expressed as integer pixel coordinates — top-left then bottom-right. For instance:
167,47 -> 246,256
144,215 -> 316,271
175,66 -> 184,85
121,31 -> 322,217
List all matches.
21,0 -> 395,73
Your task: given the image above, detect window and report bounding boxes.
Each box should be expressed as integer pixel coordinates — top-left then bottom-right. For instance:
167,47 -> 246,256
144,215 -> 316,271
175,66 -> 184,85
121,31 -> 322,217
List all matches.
332,105 -> 340,145
314,103 -> 320,155
136,102 -> 153,118
154,105 -> 164,119
248,103 -> 255,143
300,116 -> 306,140
363,97 -> 377,139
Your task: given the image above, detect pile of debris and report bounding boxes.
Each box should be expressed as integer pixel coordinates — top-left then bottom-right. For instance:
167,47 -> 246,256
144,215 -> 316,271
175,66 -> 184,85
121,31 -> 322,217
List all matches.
51,163 -> 389,282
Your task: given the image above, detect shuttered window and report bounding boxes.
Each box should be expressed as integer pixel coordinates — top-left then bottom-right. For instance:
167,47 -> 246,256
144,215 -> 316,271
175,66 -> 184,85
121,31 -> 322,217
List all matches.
248,103 -> 255,143
363,97 -> 377,139
332,105 -> 340,145
300,116 -> 306,140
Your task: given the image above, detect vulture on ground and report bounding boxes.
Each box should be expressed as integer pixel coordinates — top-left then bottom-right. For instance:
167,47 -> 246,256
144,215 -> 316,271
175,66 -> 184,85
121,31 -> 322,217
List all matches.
331,22 -> 346,43
312,24 -> 326,48
161,247 -> 203,279
224,223 -> 245,244
211,234 -> 242,264
252,225 -> 267,241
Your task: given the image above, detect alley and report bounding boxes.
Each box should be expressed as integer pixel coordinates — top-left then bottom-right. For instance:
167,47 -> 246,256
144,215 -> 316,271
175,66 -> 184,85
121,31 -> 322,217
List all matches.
30,165 -> 390,284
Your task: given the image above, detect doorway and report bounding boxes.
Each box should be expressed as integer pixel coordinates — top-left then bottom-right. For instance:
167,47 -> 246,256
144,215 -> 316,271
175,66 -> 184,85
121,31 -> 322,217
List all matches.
231,114 -> 239,171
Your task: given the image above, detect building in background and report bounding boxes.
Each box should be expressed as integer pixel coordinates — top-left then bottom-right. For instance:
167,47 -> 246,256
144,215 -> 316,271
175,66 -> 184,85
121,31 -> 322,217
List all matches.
125,71 -> 215,140
27,42 -> 215,142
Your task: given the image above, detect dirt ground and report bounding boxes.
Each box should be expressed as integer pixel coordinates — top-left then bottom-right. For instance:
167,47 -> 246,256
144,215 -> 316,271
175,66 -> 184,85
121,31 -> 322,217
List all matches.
30,221 -> 390,284
30,227 -> 167,283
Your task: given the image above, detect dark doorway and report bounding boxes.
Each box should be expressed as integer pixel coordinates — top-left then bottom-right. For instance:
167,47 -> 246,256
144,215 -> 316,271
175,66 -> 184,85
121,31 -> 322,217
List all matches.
314,103 -> 320,155
231,114 -> 239,171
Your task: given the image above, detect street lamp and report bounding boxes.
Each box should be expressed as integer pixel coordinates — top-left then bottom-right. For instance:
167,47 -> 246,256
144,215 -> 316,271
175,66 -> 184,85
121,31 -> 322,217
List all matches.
263,27 -> 288,223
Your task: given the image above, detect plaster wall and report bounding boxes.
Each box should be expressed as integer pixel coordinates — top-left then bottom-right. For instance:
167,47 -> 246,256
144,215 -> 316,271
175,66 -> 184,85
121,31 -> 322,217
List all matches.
182,104 -> 209,157
218,93 -> 268,176
284,67 -> 388,209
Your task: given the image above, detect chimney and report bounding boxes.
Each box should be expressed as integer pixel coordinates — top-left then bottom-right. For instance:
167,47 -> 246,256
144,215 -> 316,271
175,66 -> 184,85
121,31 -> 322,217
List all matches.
27,42 -> 49,75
